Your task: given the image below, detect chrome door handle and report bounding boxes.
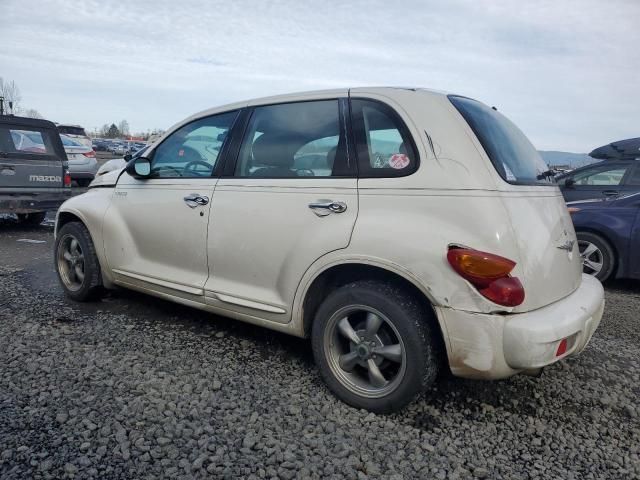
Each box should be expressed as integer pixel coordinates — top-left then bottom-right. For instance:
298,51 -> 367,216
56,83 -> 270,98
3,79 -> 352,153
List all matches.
308,200 -> 347,217
184,193 -> 209,208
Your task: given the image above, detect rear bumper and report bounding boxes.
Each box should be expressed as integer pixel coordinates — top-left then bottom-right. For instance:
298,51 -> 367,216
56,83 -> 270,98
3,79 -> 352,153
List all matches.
436,274 -> 605,379
0,189 -> 71,214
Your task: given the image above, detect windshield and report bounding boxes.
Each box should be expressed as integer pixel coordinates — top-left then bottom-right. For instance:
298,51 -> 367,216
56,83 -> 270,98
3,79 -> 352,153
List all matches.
449,95 -> 552,186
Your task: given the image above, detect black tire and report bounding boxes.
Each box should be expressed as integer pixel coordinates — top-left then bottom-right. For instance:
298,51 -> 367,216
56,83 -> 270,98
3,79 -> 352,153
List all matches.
16,212 -> 46,225
54,221 -> 103,301
576,231 -> 615,282
76,178 -> 92,187
311,280 -> 439,413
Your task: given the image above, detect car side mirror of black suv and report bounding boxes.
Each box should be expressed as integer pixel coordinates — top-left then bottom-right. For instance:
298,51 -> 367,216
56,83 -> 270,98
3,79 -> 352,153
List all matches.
564,178 -> 575,188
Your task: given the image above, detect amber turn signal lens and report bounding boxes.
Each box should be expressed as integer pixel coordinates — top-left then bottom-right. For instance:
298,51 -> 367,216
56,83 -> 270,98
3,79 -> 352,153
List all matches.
447,248 -> 516,287
447,247 -> 525,307
567,207 -> 581,214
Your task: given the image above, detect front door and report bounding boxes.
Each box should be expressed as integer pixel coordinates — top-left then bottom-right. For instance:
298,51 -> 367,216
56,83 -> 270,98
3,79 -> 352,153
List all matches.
204,98 -> 358,322
103,110 -> 238,298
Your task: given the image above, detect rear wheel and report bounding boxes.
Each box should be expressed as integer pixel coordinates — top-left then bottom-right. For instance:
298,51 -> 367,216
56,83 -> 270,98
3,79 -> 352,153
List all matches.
576,231 -> 615,282
311,280 -> 439,413
55,221 -> 103,301
16,212 -> 46,226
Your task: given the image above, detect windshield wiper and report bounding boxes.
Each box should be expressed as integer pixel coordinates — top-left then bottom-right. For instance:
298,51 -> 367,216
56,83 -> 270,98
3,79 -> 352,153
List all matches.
536,169 -> 556,180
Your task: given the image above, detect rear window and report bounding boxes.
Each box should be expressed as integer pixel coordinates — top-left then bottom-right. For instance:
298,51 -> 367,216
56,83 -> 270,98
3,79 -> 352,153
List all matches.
57,126 -> 86,136
1,127 -> 56,155
449,95 -> 552,186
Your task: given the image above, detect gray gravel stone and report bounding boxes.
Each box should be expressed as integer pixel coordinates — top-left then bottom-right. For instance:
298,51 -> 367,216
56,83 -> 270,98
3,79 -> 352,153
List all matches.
0,233 -> 638,480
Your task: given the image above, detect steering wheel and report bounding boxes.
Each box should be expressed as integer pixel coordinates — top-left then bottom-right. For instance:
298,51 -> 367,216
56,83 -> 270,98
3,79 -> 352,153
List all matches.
183,159 -> 213,176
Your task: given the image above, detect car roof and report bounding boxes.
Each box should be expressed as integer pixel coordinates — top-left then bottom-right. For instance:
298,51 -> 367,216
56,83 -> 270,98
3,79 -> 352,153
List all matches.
169,87 -> 449,142
0,114 -> 58,130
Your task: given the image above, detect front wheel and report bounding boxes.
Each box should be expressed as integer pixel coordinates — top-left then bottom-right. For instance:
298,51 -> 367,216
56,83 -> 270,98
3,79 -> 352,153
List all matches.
576,231 -> 615,282
311,280 -> 439,413
55,221 -> 103,301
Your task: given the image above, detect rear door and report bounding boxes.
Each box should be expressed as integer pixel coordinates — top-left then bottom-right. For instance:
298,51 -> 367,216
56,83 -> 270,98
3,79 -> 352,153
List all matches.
561,162 -> 633,202
204,97 -> 358,323
0,120 -> 66,189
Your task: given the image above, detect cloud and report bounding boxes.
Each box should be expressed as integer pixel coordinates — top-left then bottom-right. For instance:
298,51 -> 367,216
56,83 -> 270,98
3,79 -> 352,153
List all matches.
0,0 -> 638,151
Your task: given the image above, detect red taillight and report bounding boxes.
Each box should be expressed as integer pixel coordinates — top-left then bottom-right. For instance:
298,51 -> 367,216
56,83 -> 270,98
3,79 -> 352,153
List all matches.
556,338 -> 568,356
64,171 -> 72,187
447,248 -> 525,307
83,150 -> 96,158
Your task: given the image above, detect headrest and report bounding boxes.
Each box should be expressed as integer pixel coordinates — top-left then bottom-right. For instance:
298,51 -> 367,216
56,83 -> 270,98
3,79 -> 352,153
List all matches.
251,134 -> 295,167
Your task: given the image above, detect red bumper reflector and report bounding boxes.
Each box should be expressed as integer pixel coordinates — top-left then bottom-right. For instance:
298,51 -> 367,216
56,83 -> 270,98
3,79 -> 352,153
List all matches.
556,338 -> 568,357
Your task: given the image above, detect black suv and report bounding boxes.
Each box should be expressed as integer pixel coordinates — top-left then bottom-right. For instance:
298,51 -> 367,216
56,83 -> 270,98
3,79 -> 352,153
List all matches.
556,160 -> 640,202
0,115 -> 71,224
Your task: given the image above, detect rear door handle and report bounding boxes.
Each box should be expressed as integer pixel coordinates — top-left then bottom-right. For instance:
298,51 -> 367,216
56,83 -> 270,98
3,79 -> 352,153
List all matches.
184,193 -> 209,208
602,190 -> 619,197
308,200 -> 347,217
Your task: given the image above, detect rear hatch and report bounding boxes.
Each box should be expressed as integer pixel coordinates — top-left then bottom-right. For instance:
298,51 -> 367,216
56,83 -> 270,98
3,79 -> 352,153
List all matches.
450,96 -> 583,312
61,136 -> 93,165
0,116 -> 67,190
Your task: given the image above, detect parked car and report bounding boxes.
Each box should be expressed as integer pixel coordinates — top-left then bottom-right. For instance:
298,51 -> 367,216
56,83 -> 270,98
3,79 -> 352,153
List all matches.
568,192 -> 640,282
56,124 -> 92,149
60,134 -> 99,187
556,159 -> 640,202
109,143 -> 128,156
54,88 -> 604,412
1,115 -> 71,224
92,138 -> 110,151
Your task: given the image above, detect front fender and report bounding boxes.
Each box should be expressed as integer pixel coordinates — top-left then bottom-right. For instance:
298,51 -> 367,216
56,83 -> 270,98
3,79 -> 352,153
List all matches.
56,188 -> 115,287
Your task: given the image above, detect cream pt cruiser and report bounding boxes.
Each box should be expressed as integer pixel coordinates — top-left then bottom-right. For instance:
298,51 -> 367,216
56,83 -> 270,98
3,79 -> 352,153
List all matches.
55,88 -> 604,412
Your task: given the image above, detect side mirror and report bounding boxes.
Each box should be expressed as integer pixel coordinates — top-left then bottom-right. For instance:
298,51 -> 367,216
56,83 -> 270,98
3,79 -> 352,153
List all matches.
564,178 -> 575,188
123,153 -> 132,161
126,157 -> 152,179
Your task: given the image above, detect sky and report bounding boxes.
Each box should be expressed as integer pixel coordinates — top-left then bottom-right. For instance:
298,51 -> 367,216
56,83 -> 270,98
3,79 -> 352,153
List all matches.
1,0 -> 638,152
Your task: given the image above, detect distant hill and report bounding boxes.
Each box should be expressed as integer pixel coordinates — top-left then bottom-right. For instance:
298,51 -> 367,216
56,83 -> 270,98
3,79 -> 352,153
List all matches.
538,151 -> 597,169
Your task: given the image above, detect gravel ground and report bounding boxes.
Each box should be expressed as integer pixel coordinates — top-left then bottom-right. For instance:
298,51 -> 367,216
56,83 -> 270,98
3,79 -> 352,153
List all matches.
0,222 -> 639,479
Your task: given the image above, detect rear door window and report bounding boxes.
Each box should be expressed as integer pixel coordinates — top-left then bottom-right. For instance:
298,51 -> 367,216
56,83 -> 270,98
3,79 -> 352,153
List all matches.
449,95 -> 551,186
234,100 -> 351,178
572,166 -> 628,186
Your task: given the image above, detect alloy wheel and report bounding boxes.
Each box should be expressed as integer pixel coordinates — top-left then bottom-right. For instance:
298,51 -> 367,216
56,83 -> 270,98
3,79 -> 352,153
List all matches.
323,305 -> 407,398
57,234 -> 85,291
578,240 -> 603,276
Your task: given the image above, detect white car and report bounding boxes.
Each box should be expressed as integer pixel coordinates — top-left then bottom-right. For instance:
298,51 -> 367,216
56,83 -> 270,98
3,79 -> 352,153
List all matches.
54,88 -> 604,412
56,124 -> 92,149
60,134 -> 98,186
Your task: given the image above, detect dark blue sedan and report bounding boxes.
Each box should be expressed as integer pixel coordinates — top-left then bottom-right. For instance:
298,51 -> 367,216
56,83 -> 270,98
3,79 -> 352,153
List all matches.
568,193 -> 640,282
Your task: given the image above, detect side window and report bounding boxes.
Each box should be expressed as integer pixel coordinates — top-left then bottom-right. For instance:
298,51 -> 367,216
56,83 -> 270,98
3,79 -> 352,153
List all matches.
572,166 -> 627,186
150,111 -> 237,178
351,99 -> 418,177
234,100 -> 347,178
624,165 -> 640,185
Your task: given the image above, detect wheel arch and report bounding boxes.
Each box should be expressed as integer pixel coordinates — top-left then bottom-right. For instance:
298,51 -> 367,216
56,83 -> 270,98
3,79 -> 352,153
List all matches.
297,261 -> 448,366
55,207 -> 114,288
